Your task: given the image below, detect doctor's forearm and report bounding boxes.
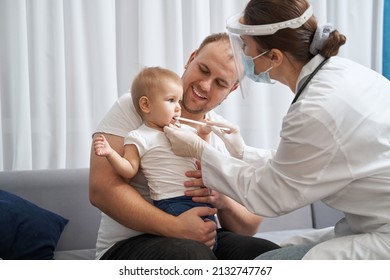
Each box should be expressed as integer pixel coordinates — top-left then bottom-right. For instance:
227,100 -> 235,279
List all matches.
201,145 -> 282,217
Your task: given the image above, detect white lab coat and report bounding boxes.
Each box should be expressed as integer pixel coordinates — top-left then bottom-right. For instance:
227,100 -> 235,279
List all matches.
202,55 -> 390,259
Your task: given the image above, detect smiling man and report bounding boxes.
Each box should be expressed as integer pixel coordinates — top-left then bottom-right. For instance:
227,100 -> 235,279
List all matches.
180,34 -> 238,119
89,32 -> 280,260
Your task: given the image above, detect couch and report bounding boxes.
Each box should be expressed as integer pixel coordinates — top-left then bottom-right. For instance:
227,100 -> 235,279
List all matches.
0,168 -> 99,259
0,168 -> 344,260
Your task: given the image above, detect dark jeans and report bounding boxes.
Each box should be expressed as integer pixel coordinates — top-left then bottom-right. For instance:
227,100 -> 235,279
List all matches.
100,229 -> 281,260
154,195 -> 218,252
153,196 -> 216,223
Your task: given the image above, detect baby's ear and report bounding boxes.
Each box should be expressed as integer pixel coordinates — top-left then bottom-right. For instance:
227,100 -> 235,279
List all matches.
139,96 -> 151,113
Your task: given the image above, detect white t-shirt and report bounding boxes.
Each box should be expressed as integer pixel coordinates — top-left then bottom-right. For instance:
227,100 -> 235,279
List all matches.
126,123 -> 199,201
94,93 -> 229,259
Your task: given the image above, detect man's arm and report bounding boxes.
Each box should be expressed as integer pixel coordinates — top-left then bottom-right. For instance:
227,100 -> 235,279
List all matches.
189,188 -> 262,236
89,133 -> 217,246
184,164 -> 262,236
216,196 -> 262,236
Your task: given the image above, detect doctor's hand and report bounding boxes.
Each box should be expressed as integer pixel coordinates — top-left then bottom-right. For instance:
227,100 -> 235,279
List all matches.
206,120 -> 245,159
164,125 -> 208,159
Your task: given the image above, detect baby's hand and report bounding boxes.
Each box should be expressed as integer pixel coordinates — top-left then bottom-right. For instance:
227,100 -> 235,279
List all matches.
93,134 -> 112,157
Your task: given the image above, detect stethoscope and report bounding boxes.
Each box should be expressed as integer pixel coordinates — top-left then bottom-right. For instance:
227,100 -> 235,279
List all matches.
291,58 -> 329,105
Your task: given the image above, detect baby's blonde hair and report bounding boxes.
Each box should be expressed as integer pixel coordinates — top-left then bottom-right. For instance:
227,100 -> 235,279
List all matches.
131,66 -> 182,117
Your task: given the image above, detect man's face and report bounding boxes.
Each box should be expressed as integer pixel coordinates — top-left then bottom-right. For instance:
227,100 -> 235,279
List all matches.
181,41 -> 238,118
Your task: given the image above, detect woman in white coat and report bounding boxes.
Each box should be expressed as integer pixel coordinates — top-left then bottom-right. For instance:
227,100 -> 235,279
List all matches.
164,0 -> 390,259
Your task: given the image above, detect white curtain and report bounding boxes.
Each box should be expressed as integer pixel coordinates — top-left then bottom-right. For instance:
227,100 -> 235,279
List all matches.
0,0 -> 384,171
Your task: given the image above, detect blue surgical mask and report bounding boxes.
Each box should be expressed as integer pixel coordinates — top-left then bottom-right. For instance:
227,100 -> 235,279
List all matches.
241,50 -> 273,83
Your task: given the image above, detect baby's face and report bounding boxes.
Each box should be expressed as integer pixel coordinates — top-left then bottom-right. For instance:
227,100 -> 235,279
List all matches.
144,80 -> 183,130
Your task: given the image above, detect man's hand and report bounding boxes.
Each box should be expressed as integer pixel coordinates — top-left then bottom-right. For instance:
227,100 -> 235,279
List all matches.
183,160 -> 262,236
184,161 -> 228,210
176,207 -> 218,249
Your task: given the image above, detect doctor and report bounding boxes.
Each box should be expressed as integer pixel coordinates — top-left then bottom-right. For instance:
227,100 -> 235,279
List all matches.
164,0 -> 390,259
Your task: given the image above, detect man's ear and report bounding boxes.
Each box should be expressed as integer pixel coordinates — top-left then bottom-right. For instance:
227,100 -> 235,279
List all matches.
139,96 -> 151,114
184,50 -> 197,69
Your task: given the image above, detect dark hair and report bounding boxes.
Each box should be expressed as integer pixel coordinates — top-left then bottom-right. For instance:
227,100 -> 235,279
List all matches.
243,0 -> 346,62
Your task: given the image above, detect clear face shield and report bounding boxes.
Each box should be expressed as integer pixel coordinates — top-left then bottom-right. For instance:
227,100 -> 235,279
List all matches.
226,5 -> 313,98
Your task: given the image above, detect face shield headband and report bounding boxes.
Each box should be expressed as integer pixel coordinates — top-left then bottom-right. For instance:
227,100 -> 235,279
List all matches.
226,5 -> 313,98
226,5 -> 313,36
